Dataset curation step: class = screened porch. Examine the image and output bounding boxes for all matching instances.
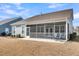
[27,22,67,40]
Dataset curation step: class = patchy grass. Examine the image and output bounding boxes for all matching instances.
[0,36,79,56]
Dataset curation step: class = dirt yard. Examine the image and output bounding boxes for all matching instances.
[0,36,79,56]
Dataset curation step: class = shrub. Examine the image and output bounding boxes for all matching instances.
[11,35,15,37]
[1,32,6,36]
[17,34,22,38]
[7,33,11,36]
[69,32,77,40]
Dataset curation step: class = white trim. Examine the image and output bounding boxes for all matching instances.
[14,26,16,35]
[66,18,68,41]
[21,25,23,37]
[54,23,55,38]
[24,25,26,37]
[44,24,46,37]
[36,24,37,38]
[59,25,60,39]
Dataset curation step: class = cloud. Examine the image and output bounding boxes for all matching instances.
[0,4,11,10]
[12,3,24,10]
[0,3,27,15]
[5,9,17,15]
[0,3,24,10]
[2,8,31,18]
[0,4,37,19]
[19,9,30,15]
[48,3,64,8]
[74,12,79,19]
[0,16,10,20]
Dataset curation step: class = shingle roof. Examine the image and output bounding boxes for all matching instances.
[11,9,73,25]
[0,17,23,25]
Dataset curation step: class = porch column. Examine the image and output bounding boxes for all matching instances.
[54,23,55,39]
[59,25,60,39]
[44,24,46,38]
[24,25,26,37]
[21,25,23,37]
[12,26,14,36]
[36,24,37,38]
[66,20,68,41]
[14,26,16,36]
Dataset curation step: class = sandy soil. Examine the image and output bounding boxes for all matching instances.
[0,36,79,56]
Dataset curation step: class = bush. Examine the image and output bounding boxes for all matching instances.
[1,32,6,36]
[11,35,15,37]
[69,32,77,40]
[7,33,11,36]
[17,34,22,38]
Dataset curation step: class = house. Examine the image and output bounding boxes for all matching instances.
[0,17,23,35]
[11,9,73,41]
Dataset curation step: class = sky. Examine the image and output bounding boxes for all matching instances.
[0,3,79,27]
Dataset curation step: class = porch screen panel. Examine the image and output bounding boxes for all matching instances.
[37,25,44,38]
[30,25,36,38]
[60,25,65,39]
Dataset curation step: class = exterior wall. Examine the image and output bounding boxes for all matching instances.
[67,18,73,34]
[12,25,26,37]
[77,32,79,36]
[15,25,22,35]
[0,24,11,34]
[76,27,79,36]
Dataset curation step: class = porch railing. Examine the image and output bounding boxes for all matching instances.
[30,32,66,39]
